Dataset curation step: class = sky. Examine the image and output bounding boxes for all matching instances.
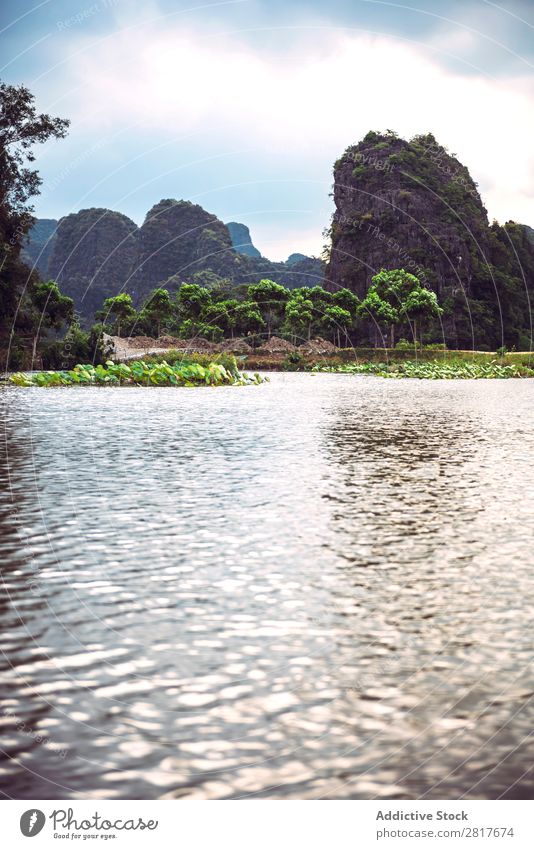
[1,0,534,260]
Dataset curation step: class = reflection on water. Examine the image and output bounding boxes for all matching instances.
[0,374,533,799]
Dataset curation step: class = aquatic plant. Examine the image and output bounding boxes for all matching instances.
[313,359,534,379]
[10,358,264,388]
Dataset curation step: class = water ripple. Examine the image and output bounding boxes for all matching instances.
[0,375,533,799]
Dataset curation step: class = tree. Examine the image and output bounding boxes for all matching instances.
[359,269,441,348]
[403,285,443,346]
[30,280,74,362]
[42,319,105,369]
[332,287,359,316]
[176,283,212,321]
[324,305,352,348]
[138,288,174,337]
[96,293,137,337]
[331,288,359,343]
[304,285,333,310]
[247,279,289,337]
[283,293,314,343]
[202,300,238,337]
[179,318,223,342]
[0,83,69,238]
[358,287,398,348]
[0,82,69,352]
[233,301,265,337]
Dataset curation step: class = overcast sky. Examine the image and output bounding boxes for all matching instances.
[2,0,533,259]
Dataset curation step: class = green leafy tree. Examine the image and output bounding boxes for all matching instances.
[331,288,359,343]
[332,287,359,316]
[96,293,137,337]
[202,300,238,337]
[0,82,69,356]
[176,283,212,321]
[324,305,352,347]
[283,293,314,343]
[247,279,289,337]
[138,288,174,337]
[358,287,399,348]
[30,280,74,361]
[359,269,442,347]
[305,285,333,310]
[42,318,106,369]
[403,285,443,346]
[233,301,265,337]
[178,318,223,342]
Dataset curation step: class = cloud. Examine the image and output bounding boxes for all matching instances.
[30,17,534,254]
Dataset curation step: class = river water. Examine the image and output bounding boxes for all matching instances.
[0,373,533,800]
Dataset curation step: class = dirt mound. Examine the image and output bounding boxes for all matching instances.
[257,336,297,354]
[126,335,156,349]
[220,337,253,354]
[299,337,338,355]
[176,337,217,352]
[157,335,182,347]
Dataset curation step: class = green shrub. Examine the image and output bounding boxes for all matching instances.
[282,351,303,370]
[395,338,419,350]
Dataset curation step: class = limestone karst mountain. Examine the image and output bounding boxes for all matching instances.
[226,221,261,258]
[326,131,534,348]
[25,203,324,321]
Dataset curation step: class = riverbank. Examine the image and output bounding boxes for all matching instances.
[134,347,534,378]
[106,334,534,373]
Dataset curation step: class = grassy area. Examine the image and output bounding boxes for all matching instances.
[10,357,264,387]
[313,359,534,379]
[140,347,534,378]
[344,348,534,367]
[239,347,534,374]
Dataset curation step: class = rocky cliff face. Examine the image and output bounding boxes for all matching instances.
[226,222,261,258]
[130,200,246,302]
[47,208,138,320]
[326,131,489,300]
[22,218,58,277]
[326,131,534,348]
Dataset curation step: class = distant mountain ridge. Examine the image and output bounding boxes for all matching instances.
[226,222,261,258]
[23,203,323,321]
